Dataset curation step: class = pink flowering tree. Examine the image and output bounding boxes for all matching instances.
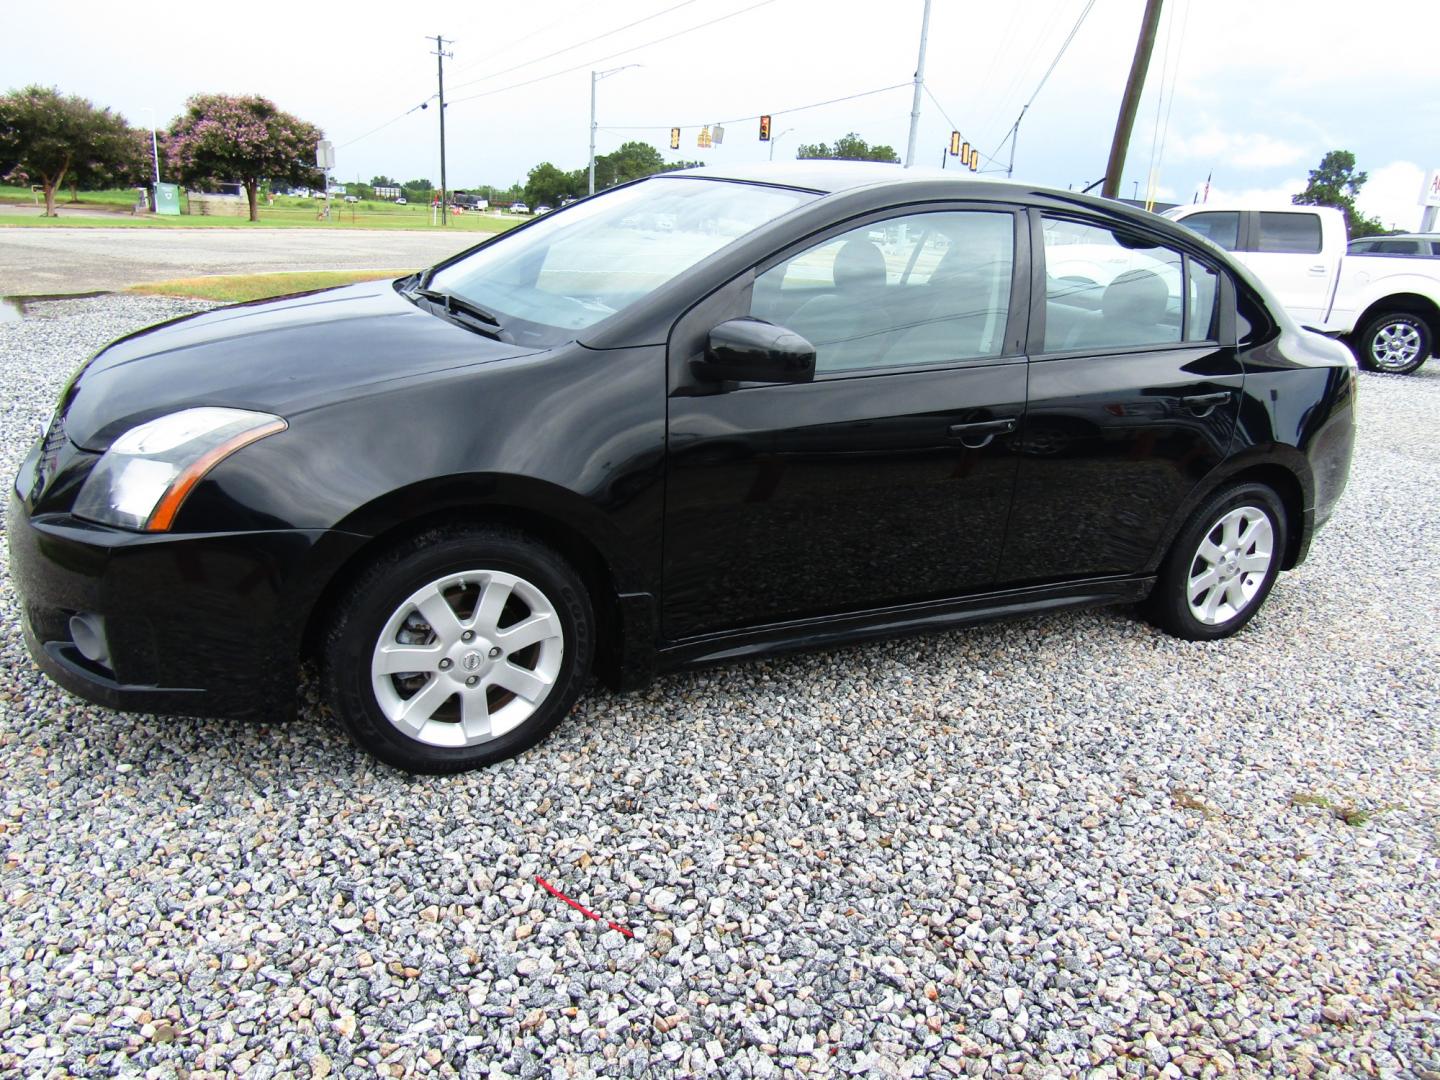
[0,85,144,216]
[164,94,323,221]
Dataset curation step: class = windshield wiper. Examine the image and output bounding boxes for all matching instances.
[408,285,506,338]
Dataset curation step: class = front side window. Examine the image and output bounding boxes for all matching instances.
[1179,211,1240,251]
[1040,217,1185,351]
[1256,211,1322,254]
[749,210,1015,373]
[429,177,815,346]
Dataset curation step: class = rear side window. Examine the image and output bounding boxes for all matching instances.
[1179,211,1240,251]
[1257,212,1322,254]
[1040,217,1184,352]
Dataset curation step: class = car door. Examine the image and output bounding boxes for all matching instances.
[999,211,1243,585]
[1243,210,1335,325]
[662,207,1029,640]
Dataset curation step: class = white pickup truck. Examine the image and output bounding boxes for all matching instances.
[1164,203,1440,374]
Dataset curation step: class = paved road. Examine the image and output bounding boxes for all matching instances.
[0,227,479,295]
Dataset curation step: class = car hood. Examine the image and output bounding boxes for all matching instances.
[61,279,545,451]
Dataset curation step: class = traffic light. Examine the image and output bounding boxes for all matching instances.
[698,126,712,149]
[759,115,771,141]
[968,148,979,171]
[670,127,680,150]
[960,140,970,164]
[949,131,961,156]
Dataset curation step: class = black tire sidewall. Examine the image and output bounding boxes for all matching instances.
[1149,482,1287,641]
[323,527,593,773]
[1358,313,1431,374]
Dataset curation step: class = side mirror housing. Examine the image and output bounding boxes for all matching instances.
[693,318,816,383]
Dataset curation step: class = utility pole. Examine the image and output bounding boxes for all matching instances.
[431,34,453,225]
[1005,105,1028,179]
[904,0,934,168]
[1102,0,1164,200]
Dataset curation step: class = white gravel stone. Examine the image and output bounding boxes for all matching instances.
[0,296,1437,1078]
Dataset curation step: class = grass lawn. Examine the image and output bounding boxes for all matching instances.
[0,186,518,233]
[128,269,415,303]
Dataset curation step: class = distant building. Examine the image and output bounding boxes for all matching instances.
[375,185,402,200]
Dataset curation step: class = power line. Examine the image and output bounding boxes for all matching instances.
[337,100,430,150]
[445,0,708,94]
[987,0,1098,174]
[596,81,912,132]
[446,0,780,108]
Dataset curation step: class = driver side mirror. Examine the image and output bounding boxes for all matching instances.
[692,318,816,384]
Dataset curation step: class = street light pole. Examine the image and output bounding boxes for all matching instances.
[904,0,934,168]
[590,65,640,195]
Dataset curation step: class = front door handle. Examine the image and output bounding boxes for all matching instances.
[947,417,1017,448]
[1308,264,1328,275]
[1180,390,1232,416]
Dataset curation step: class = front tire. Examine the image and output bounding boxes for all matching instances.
[322,525,594,774]
[1354,311,1431,374]
[1145,482,1287,641]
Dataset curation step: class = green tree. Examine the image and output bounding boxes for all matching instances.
[593,140,668,189]
[401,178,433,201]
[370,174,397,188]
[0,85,145,216]
[68,125,150,204]
[164,94,323,221]
[524,161,586,208]
[795,132,900,164]
[1292,150,1385,239]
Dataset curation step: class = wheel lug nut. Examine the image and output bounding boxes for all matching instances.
[465,675,479,687]
[489,646,501,658]
[438,658,452,670]
[462,630,475,642]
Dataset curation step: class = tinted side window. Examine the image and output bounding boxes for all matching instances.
[1371,239,1421,254]
[1349,240,1375,253]
[1257,212,1322,254]
[1179,211,1240,251]
[1040,217,1183,352]
[749,211,1015,373]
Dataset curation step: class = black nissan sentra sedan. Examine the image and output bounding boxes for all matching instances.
[9,163,1356,773]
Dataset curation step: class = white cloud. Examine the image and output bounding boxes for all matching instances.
[1357,161,1430,232]
[1166,129,1311,171]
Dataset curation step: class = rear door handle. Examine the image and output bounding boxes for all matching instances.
[1180,391,1232,415]
[947,417,1017,448]
[1308,264,1328,275]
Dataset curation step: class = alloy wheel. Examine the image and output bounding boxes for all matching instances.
[1371,320,1423,371]
[370,570,564,747]
[1186,506,1274,626]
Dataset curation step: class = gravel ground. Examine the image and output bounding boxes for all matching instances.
[1,296,1437,1080]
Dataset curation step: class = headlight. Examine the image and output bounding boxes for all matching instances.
[73,407,287,531]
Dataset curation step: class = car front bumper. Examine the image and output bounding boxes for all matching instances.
[8,455,367,720]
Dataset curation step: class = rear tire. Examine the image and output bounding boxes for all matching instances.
[1145,482,1287,641]
[1354,311,1431,374]
[322,525,593,774]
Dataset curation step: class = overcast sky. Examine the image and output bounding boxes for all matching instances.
[5,0,1437,227]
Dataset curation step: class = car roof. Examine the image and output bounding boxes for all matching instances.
[671,160,1030,196]
[666,161,1200,238]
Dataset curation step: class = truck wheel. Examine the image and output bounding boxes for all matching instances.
[1354,312,1432,374]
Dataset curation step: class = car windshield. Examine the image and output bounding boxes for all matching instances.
[426,177,816,345]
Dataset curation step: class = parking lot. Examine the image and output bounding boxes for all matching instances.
[1,296,1437,1077]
